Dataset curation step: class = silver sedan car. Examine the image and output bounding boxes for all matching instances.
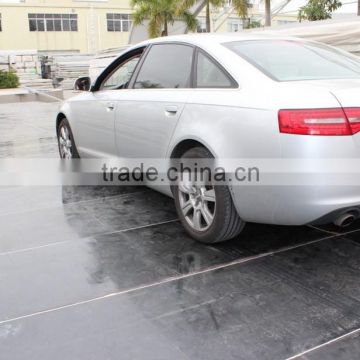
[57,34,360,243]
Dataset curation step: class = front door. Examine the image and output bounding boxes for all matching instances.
[71,91,117,157]
[72,51,143,158]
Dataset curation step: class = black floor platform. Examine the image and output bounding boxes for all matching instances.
[0,102,359,360]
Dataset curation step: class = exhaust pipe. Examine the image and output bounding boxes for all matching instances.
[334,213,356,228]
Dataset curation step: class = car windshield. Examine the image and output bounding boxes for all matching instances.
[224,40,360,81]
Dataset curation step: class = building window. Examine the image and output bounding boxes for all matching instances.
[197,17,207,33]
[227,19,243,32]
[28,14,78,32]
[106,14,132,32]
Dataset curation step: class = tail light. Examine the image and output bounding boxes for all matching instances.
[343,108,360,135]
[279,108,360,136]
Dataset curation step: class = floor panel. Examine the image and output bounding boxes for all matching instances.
[1,101,360,360]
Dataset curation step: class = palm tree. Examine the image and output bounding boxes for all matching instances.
[131,0,198,38]
[180,0,249,33]
[265,0,271,26]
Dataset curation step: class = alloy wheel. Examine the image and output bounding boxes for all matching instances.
[178,172,216,232]
[58,125,73,159]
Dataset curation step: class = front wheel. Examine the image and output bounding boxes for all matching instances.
[57,118,80,159]
[173,147,245,244]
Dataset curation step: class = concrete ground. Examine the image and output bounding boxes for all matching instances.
[0,101,359,360]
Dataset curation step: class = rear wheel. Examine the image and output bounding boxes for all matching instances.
[173,147,245,244]
[57,118,80,159]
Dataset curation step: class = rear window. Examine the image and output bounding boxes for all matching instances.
[224,40,360,81]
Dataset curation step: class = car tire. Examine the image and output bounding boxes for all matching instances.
[173,146,245,244]
[57,117,80,159]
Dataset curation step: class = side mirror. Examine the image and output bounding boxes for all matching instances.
[73,76,91,91]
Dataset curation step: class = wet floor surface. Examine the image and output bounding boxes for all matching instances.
[0,102,360,360]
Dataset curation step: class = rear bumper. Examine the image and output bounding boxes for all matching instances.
[231,185,360,226]
[232,131,360,226]
[311,205,360,225]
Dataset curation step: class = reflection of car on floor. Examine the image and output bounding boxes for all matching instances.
[56,34,360,244]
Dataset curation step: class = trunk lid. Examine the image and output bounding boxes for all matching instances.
[328,81,360,149]
[297,79,360,148]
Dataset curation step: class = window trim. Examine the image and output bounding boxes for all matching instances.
[127,45,152,89]
[100,54,142,91]
[94,42,239,92]
[92,46,147,92]
[194,48,238,89]
[129,42,196,90]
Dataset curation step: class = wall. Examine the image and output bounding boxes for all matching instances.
[0,0,132,53]
[0,0,300,53]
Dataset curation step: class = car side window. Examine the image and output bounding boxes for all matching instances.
[134,44,193,89]
[196,51,234,88]
[101,55,141,90]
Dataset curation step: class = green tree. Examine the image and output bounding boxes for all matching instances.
[180,0,249,32]
[0,71,19,89]
[131,0,198,38]
[298,0,342,21]
[245,19,261,29]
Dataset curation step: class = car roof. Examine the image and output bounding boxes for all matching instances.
[135,33,305,48]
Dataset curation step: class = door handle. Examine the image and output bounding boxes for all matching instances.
[165,106,178,116]
[106,102,115,111]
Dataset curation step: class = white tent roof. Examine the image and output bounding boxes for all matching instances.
[252,16,360,55]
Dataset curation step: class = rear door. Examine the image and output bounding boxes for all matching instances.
[114,43,194,158]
